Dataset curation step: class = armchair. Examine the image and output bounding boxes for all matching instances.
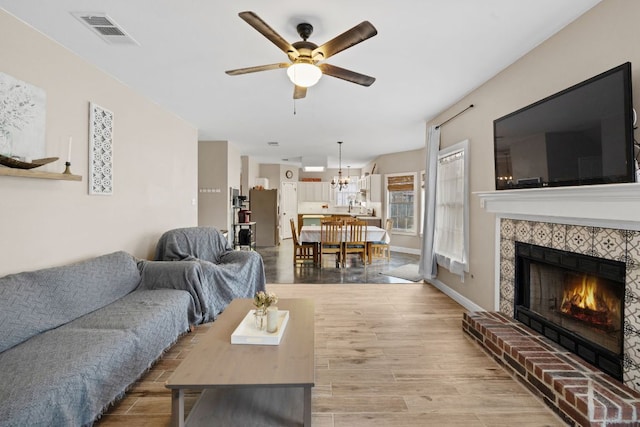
[154,227,266,321]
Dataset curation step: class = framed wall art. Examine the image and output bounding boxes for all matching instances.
[0,72,46,161]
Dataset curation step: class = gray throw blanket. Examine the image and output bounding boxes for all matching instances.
[154,227,266,321]
[137,260,208,325]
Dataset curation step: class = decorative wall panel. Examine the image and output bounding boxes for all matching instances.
[89,103,113,195]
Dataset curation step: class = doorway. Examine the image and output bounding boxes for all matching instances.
[280,181,297,240]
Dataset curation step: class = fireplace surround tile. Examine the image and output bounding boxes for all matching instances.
[532,221,553,247]
[593,228,627,261]
[500,218,515,240]
[499,218,640,393]
[515,220,533,243]
[565,225,594,255]
[626,230,640,271]
[500,254,515,277]
[500,278,514,317]
[551,223,567,250]
[625,273,640,308]
[500,236,515,259]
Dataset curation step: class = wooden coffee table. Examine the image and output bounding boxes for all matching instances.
[165,298,315,427]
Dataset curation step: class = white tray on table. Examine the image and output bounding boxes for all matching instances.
[231,309,289,345]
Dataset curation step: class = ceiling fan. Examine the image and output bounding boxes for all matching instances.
[225,11,377,99]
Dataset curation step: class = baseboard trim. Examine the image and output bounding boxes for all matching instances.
[390,246,421,255]
[427,278,485,312]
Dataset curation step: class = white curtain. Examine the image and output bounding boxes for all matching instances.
[433,150,466,280]
[418,125,440,280]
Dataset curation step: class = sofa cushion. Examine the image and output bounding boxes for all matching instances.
[0,251,141,353]
[0,288,191,427]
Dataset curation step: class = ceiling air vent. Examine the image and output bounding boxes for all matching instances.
[72,12,139,45]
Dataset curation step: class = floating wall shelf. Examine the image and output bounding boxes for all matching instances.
[0,167,82,181]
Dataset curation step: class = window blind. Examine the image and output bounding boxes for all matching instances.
[387,175,414,192]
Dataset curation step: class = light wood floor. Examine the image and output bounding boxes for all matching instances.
[96,284,566,426]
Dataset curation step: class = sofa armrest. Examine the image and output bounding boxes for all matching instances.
[137,260,208,324]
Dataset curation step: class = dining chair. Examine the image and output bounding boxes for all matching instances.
[290,218,317,266]
[320,220,344,268]
[342,216,357,224]
[369,218,393,263]
[343,220,367,267]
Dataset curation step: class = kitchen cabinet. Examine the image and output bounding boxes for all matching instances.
[359,174,381,203]
[297,182,332,202]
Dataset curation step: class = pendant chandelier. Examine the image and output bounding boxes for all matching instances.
[330,141,350,191]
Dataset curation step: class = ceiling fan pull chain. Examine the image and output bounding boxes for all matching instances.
[293,99,297,115]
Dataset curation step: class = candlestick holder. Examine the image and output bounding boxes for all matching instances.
[63,161,72,175]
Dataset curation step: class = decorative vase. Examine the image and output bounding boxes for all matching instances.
[254,307,267,331]
[267,306,279,333]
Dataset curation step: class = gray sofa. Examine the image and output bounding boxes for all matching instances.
[0,251,207,427]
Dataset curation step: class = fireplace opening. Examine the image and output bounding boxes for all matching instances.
[514,242,625,380]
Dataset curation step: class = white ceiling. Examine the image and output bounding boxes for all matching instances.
[0,0,601,168]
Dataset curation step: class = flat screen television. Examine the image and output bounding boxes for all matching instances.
[494,62,635,190]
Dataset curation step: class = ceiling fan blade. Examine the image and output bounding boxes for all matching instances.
[318,63,376,86]
[239,11,299,59]
[293,85,307,99]
[312,21,377,60]
[226,63,290,75]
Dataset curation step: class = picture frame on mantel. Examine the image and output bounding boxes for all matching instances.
[88,102,114,195]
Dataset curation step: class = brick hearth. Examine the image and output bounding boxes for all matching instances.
[463,311,640,427]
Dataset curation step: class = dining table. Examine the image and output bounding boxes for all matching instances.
[299,225,391,266]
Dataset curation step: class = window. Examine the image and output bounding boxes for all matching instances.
[433,140,469,277]
[333,180,359,207]
[385,172,417,234]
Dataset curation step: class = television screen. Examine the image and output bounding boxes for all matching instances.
[494,62,634,190]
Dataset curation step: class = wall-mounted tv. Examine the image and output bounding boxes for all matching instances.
[494,62,634,190]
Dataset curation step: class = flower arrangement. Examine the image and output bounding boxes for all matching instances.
[253,291,277,331]
[254,291,278,310]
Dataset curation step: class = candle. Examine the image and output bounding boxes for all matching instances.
[67,137,72,163]
[267,306,279,333]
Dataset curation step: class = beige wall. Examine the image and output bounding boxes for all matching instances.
[427,0,640,309]
[198,141,229,230]
[241,155,259,194]
[0,10,198,277]
[198,140,242,232]
[363,149,426,252]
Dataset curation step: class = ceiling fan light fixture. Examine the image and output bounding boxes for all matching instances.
[287,63,322,88]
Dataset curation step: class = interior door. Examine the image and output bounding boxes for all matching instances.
[280,181,297,239]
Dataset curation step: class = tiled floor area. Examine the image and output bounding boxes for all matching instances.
[257,238,422,284]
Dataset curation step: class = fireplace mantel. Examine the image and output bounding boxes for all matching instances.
[475,182,640,227]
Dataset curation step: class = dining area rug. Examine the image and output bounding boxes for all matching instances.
[379,263,423,282]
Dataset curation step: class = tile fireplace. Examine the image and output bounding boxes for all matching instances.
[472,185,640,424]
[499,219,640,390]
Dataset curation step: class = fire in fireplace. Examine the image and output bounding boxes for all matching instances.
[560,273,620,331]
[514,242,625,380]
